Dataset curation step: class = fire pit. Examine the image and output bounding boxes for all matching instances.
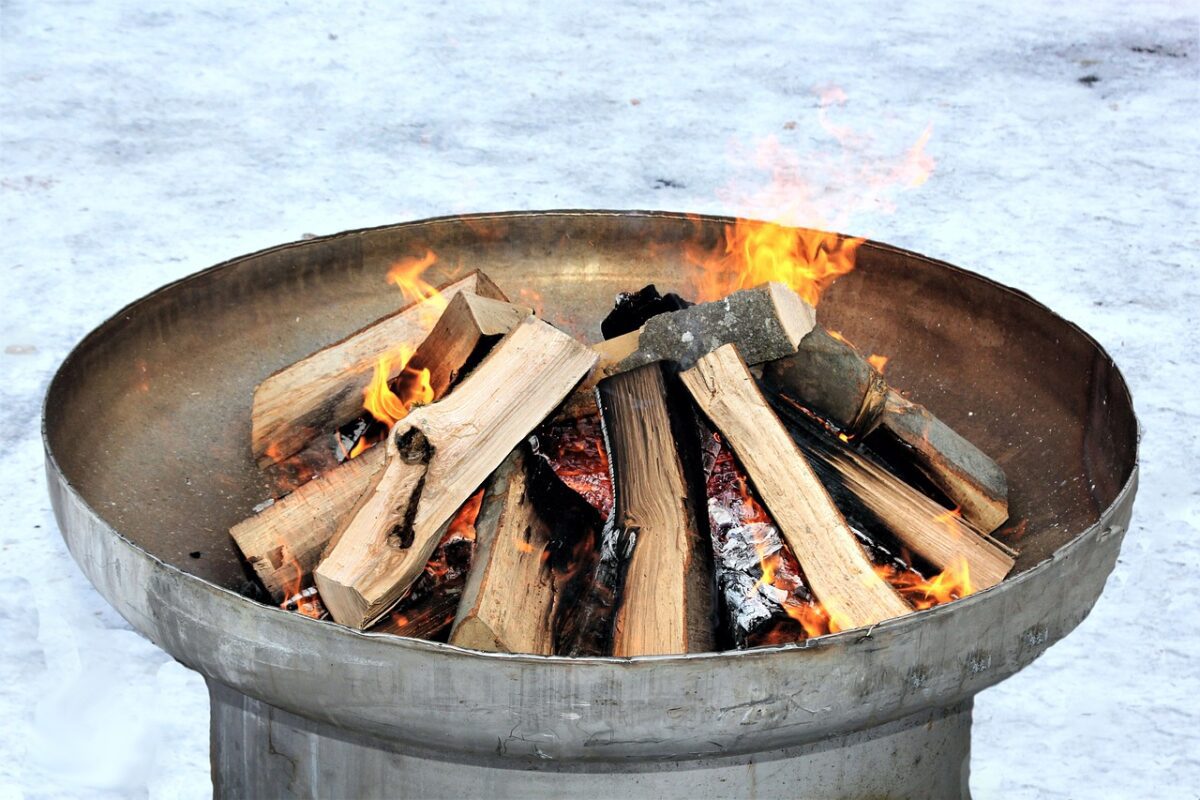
[44,210,1137,798]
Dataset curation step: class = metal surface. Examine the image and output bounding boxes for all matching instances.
[44,211,1138,796]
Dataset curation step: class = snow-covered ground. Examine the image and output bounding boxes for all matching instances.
[2,2,1196,797]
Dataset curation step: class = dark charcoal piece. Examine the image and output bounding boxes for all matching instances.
[600,284,693,339]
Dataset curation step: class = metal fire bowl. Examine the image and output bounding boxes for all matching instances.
[45,211,1138,797]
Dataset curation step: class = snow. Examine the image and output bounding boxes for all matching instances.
[2,1,1197,797]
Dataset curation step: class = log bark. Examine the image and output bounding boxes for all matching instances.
[615,281,815,372]
[598,362,716,656]
[759,327,1008,532]
[876,391,1009,534]
[680,344,911,631]
[251,270,507,467]
[450,447,602,654]
[314,317,597,629]
[775,403,1016,589]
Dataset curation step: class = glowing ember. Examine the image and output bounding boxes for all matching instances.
[867,353,889,373]
[532,416,613,518]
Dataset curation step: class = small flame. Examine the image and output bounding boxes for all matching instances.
[362,349,435,430]
[386,250,441,304]
[867,354,889,373]
[277,540,323,619]
[878,555,974,611]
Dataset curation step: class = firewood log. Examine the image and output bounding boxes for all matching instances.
[251,270,507,467]
[231,445,386,602]
[615,281,816,372]
[760,328,1009,532]
[773,403,1016,590]
[680,344,911,631]
[314,317,597,629]
[597,362,716,656]
[449,447,602,654]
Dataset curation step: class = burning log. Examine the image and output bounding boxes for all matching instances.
[231,445,386,601]
[449,448,602,654]
[314,317,597,629]
[597,363,716,656]
[251,270,507,467]
[775,403,1016,590]
[680,344,911,630]
[760,328,1008,532]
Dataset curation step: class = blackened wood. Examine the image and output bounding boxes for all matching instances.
[600,284,692,339]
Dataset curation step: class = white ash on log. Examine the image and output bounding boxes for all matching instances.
[596,362,716,656]
[760,327,1009,532]
[252,270,507,467]
[314,317,597,629]
[680,344,911,631]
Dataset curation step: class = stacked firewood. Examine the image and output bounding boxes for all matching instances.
[230,271,1016,656]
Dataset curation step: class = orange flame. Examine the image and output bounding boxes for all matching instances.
[878,556,974,611]
[362,349,435,430]
[688,90,934,306]
[277,540,323,619]
[867,354,889,373]
[689,220,863,307]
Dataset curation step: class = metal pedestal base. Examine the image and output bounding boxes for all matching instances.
[209,679,972,799]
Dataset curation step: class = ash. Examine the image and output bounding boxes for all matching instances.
[2,1,1196,798]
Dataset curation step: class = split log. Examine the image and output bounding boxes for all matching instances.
[774,402,1015,590]
[314,317,597,629]
[231,445,386,602]
[875,392,1009,534]
[449,448,602,654]
[401,291,531,400]
[760,327,1008,532]
[680,344,911,631]
[251,270,507,467]
[598,362,715,656]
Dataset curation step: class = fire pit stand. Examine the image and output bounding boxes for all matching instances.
[45,211,1138,799]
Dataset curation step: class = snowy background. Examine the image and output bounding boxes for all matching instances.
[2,1,1197,797]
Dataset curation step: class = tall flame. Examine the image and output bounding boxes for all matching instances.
[387,250,448,327]
[688,89,934,306]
